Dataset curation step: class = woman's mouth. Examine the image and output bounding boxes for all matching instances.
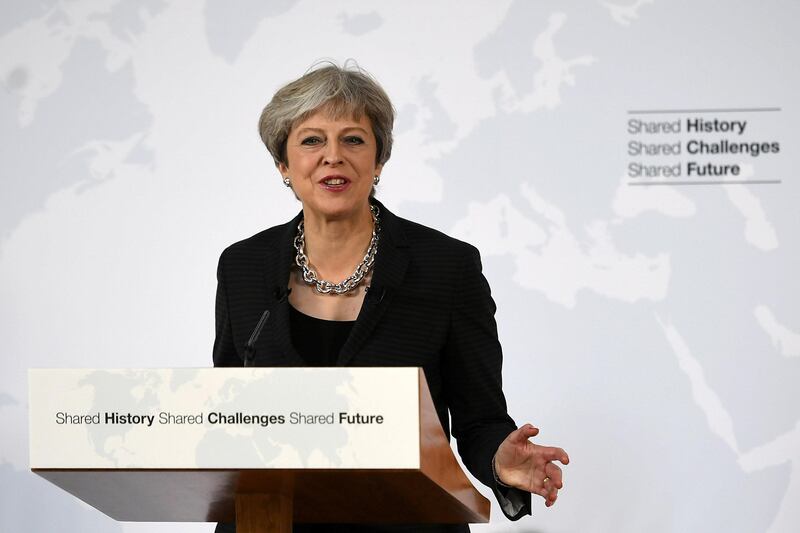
[320,175,350,190]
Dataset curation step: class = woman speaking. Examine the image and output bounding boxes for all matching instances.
[213,62,569,532]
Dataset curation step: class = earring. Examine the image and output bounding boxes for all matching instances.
[283,176,291,187]
[373,175,380,186]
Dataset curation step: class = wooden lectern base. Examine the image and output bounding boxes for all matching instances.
[236,493,292,533]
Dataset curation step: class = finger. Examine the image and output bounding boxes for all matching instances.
[509,424,539,444]
[542,477,559,506]
[534,484,549,501]
[548,480,559,502]
[506,424,539,445]
[539,446,569,465]
[546,489,559,507]
[544,462,564,489]
[538,478,558,507]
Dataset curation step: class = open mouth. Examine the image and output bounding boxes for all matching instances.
[320,175,350,189]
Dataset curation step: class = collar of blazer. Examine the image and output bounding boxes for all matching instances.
[264,198,410,366]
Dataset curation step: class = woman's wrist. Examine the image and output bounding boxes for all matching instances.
[491,453,513,488]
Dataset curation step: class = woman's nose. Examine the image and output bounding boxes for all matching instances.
[323,142,343,165]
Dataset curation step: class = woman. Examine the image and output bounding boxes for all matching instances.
[213,63,569,532]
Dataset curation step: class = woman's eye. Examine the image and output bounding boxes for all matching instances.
[300,136,322,146]
[343,136,364,145]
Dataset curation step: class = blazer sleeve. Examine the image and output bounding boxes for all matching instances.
[213,248,243,368]
[442,244,532,519]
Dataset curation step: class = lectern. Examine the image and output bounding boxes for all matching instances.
[29,368,490,532]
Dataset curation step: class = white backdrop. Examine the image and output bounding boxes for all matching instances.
[1,1,799,532]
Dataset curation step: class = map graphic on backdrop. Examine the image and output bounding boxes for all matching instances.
[1,1,798,532]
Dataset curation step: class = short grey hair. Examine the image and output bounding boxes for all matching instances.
[259,61,395,167]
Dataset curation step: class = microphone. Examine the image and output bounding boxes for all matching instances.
[242,309,270,367]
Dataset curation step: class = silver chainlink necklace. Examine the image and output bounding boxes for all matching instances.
[294,205,380,295]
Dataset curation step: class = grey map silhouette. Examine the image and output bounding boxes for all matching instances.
[1,1,798,532]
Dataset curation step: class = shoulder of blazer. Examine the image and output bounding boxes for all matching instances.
[221,214,300,260]
[216,214,300,308]
[377,200,480,260]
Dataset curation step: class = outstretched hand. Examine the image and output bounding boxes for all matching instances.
[494,424,569,507]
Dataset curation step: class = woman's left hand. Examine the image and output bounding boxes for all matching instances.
[494,423,570,507]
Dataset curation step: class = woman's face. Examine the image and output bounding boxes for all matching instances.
[279,108,382,222]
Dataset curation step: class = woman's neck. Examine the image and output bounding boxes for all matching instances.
[300,204,375,282]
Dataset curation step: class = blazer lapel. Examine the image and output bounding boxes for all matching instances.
[338,201,410,366]
[258,211,305,366]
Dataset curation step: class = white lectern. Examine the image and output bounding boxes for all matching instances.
[29,367,490,532]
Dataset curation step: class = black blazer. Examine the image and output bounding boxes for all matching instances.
[213,200,531,531]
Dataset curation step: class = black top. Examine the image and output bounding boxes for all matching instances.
[289,305,355,366]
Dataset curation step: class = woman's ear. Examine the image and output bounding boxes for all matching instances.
[278,161,289,177]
